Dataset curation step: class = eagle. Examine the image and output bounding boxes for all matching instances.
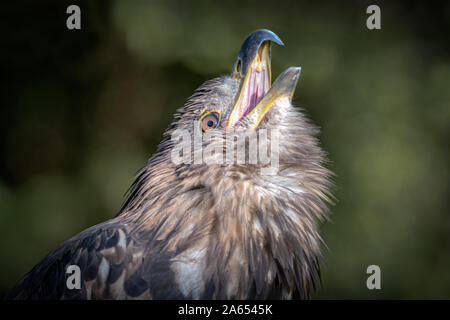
[6,29,333,300]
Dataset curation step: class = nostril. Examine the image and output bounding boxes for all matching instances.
[236,59,241,74]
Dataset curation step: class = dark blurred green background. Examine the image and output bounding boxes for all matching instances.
[1,0,449,299]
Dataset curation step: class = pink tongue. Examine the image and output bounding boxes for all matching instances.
[245,66,266,116]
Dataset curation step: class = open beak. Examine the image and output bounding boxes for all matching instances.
[227,29,301,128]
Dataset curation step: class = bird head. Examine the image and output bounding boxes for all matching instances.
[166,29,310,175]
[180,29,298,131]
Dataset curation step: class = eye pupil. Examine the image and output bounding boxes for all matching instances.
[207,120,214,127]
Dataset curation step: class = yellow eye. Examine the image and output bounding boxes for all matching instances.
[200,111,220,133]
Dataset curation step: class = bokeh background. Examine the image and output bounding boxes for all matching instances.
[1,0,449,299]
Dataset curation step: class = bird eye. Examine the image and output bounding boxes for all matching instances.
[200,111,220,133]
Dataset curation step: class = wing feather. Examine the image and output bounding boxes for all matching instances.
[5,222,153,300]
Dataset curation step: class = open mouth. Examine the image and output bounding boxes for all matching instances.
[227,29,301,129]
[227,41,272,127]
